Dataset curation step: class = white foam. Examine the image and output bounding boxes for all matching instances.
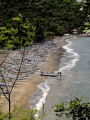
[35,81,50,111]
[34,37,79,112]
[59,38,79,74]
[29,81,50,119]
[29,37,79,116]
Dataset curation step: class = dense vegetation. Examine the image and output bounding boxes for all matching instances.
[0,0,90,48]
[0,0,90,120]
[0,13,36,49]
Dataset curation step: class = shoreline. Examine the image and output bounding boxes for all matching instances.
[0,36,67,111]
[20,36,67,110]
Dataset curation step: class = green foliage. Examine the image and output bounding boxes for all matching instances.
[84,22,90,26]
[12,13,22,21]
[57,26,66,36]
[11,13,36,47]
[0,14,36,49]
[83,18,90,34]
[16,109,37,120]
[0,108,38,120]
[0,0,88,42]
[44,31,55,39]
[54,97,90,120]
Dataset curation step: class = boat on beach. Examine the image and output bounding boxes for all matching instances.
[41,71,61,78]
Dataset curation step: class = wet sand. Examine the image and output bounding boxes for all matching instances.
[0,36,66,111]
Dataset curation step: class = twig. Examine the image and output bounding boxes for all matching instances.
[10,47,26,94]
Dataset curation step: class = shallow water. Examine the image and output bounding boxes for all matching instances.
[29,36,90,120]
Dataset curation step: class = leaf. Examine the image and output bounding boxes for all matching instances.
[84,22,90,26]
[12,17,21,21]
[0,27,6,30]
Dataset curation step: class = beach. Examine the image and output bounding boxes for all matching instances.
[0,36,66,111]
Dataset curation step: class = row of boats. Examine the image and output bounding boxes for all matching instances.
[0,38,60,87]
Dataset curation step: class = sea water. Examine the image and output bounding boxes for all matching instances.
[29,36,90,120]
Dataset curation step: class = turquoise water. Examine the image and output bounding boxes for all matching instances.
[29,37,90,120]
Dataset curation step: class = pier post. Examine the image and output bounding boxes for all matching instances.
[60,72,61,80]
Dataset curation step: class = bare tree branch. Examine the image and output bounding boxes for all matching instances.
[0,51,11,94]
[0,50,11,67]
[0,86,9,101]
[10,47,26,94]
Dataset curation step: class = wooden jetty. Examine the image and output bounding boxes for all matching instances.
[41,71,61,79]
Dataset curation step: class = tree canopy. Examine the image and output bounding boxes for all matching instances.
[0,13,36,49]
[0,0,89,46]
